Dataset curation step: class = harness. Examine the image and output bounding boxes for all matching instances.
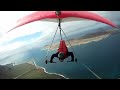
[58,40,68,58]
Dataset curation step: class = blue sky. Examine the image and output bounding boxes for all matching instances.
[1,32,42,46]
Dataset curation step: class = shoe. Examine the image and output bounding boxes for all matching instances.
[71,59,74,62]
[45,60,47,64]
[75,58,77,62]
[50,60,53,63]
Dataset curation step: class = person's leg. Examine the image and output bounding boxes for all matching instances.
[50,52,59,63]
[66,52,74,61]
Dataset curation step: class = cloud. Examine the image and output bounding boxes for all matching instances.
[0,11,118,53]
[0,11,106,43]
[0,42,27,53]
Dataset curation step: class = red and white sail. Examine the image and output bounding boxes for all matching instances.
[8,11,117,32]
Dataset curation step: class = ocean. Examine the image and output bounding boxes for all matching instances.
[1,31,120,79]
[1,11,120,79]
[30,33,120,79]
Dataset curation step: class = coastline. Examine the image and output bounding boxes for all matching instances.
[26,32,113,79]
[43,34,110,51]
[27,61,68,79]
[37,35,110,79]
[36,66,69,79]
[0,61,67,79]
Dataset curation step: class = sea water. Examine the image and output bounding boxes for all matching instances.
[33,33,120,79]
[1,32,120,79]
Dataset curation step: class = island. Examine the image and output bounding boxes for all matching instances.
[43,29,118,51]
[0,60,65,79]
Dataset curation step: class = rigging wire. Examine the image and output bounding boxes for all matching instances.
[44,25,59,60]
[44,11,102,79]
[61,28,77,58]
[82,64,101,79]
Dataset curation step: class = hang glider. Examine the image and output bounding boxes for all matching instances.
[8,11,117,32]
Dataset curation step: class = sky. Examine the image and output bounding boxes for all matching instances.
[0,11,58,52]
[0,11,119,53]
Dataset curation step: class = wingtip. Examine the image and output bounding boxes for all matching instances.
[6,28,14,33]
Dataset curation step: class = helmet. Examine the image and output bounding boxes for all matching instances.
[58,52,64,59]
